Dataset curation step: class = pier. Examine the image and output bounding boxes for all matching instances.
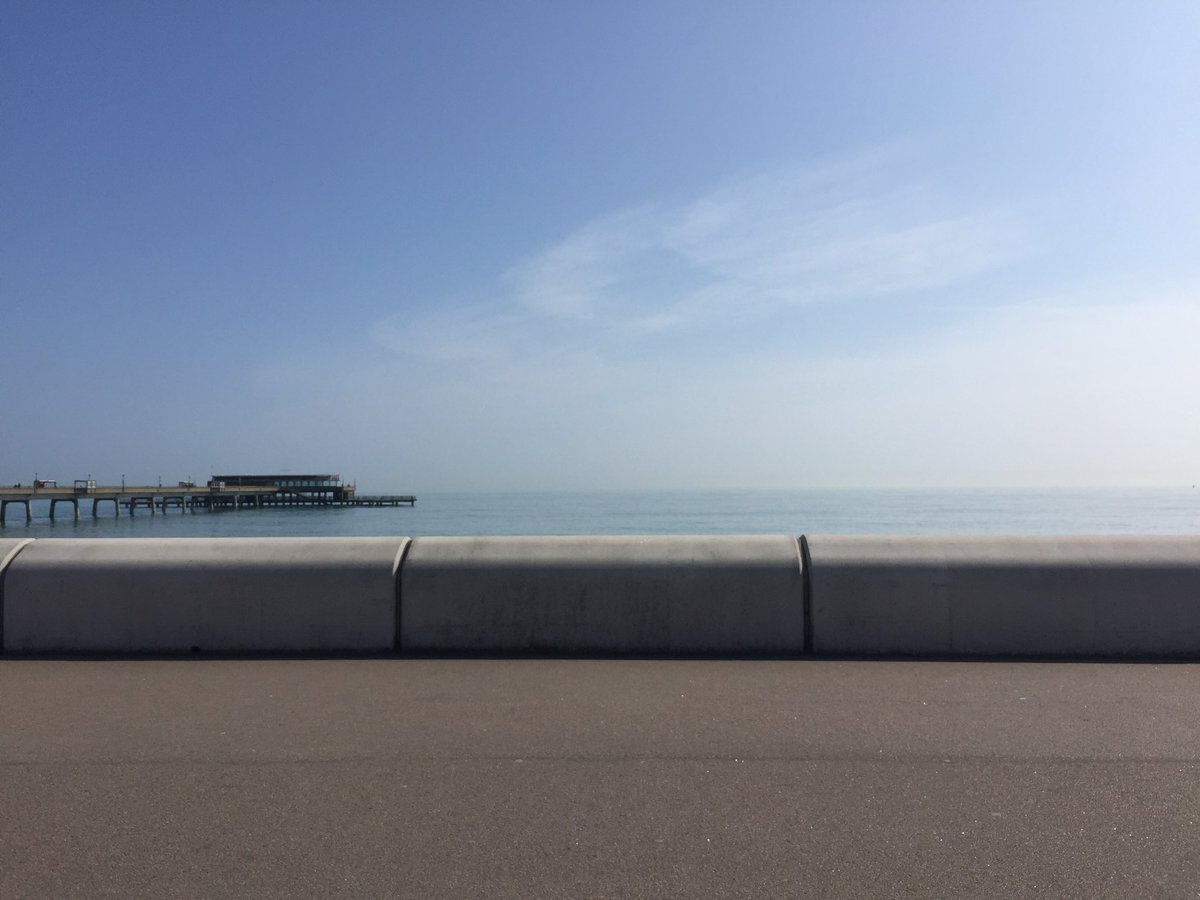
[0,475,415,525]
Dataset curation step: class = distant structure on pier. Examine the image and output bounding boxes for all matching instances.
[210,474,415,508]
[213,474,354,504]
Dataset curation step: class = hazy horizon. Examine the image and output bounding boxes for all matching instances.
[4,4,1198,492]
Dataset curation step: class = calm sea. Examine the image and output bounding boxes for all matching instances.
[4,488,1199,538]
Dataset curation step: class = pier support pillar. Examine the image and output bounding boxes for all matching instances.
[2,499,33,525]
[92,498,119,518]
[126,497,158,516]
[49,498,80,521]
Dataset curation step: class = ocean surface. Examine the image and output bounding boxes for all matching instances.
[4,488,1199,538]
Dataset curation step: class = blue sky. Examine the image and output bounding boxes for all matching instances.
[2,2,1198,490]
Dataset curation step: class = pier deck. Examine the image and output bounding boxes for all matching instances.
[0,485,415,524]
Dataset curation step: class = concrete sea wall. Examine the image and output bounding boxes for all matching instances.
[2,535,1199,656]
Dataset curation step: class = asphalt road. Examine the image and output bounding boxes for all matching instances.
[3,659,1199,898]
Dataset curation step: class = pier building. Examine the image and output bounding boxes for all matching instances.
[213,474,353,504]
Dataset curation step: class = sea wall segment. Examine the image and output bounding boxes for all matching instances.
[399,535,805,653]
[4,535,1200,657]
[805,535,1200,657]
[2,538,402,653]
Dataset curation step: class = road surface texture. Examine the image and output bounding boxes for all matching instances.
[3,659,1199,898]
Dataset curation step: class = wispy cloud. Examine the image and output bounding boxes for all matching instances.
[373,147,1026,361]
[509,167,1022,335]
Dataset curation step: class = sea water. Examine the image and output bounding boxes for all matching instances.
[4,488,1199,538]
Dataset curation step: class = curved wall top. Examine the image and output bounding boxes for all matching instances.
[805,535,1200,566]
[0,538,33,574]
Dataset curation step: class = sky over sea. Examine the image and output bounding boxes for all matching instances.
[2,3,1198,491]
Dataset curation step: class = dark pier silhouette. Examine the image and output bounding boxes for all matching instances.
[1,474,415,525]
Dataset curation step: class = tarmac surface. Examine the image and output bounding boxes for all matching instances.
[3,658,1200,898]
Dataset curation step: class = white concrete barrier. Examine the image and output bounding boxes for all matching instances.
[399,535,805,653]
[8,534,1200,657]
[3,537,407,653]
[805,536,1200,657]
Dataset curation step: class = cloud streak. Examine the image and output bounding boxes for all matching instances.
[373,148,1026,362]
[510,171,1022,335]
